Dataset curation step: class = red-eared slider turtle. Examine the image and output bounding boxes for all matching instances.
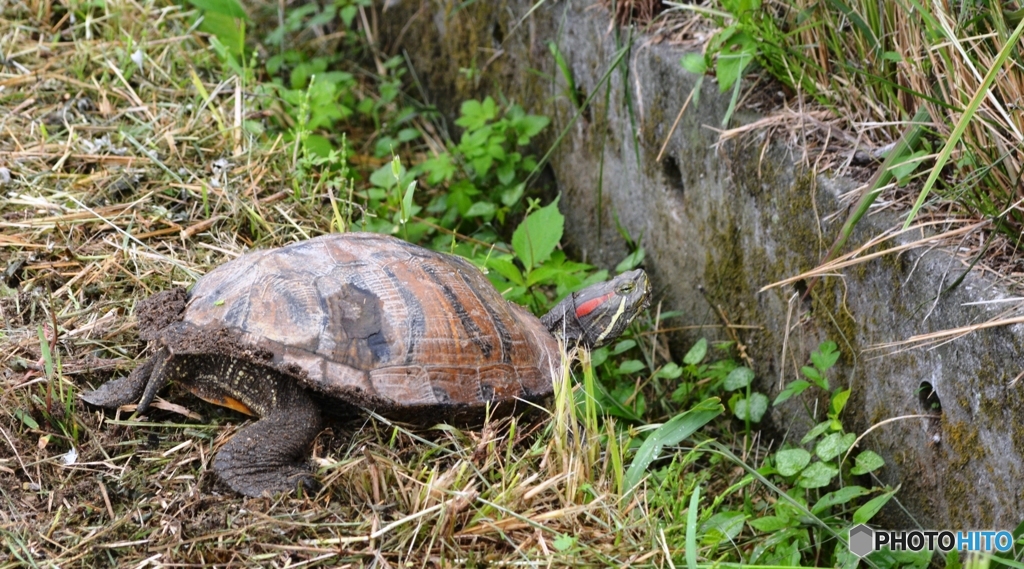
[83,232,651,497]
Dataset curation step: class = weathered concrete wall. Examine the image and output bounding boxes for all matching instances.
[381,0,1024,529]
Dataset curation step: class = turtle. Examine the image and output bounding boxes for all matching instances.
[83,232,651,497]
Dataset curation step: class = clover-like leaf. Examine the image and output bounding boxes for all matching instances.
[775,448,811,477]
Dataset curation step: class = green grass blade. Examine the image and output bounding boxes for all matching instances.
[548,41,580,110]
[826,107,931,261]
[527,42,630,187]
[37,324,54,380]
[685,483,700,569]
[903,15,1024,229]
[607,419,623,495]
[825,0,881,55]
[623,398,723,495]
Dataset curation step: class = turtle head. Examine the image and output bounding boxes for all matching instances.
[540,269,652,349]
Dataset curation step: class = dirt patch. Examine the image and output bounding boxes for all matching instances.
[136,288,187,341]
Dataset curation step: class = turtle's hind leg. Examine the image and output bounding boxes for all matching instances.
[211,384,323,498]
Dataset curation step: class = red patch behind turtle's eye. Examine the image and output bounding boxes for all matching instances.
[575,291,615,318]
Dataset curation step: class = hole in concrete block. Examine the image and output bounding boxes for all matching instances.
[793,280,813,311]
[918,381,941,414]
[662,155,685,195]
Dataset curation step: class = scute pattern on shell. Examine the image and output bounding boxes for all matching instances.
[179,233,560,408]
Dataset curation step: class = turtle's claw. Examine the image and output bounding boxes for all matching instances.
[294,473,321,498]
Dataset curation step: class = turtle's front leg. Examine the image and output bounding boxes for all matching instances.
[211,385,323,497]
[82,348,173,411]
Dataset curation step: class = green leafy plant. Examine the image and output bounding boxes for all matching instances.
[725,365,767,425]
[676,0,786,125]
[267,70,357,158]
[581,339,650,422]
[774,340,840,406]
[266,0,370,47]
[421,97,549,229]
[359,156,423,240]
[666,338,742,404]
[263,13,415,161]
[754,341,896,565]
[187,0,251,77]
[483,197,608,312]
[644,338,898,566]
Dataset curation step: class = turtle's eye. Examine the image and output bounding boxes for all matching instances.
[617,281,635,295]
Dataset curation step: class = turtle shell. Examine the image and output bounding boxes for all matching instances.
[172,233,560,411]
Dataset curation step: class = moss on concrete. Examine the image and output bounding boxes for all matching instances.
[945,419,984,468]
[941,419,996,526]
